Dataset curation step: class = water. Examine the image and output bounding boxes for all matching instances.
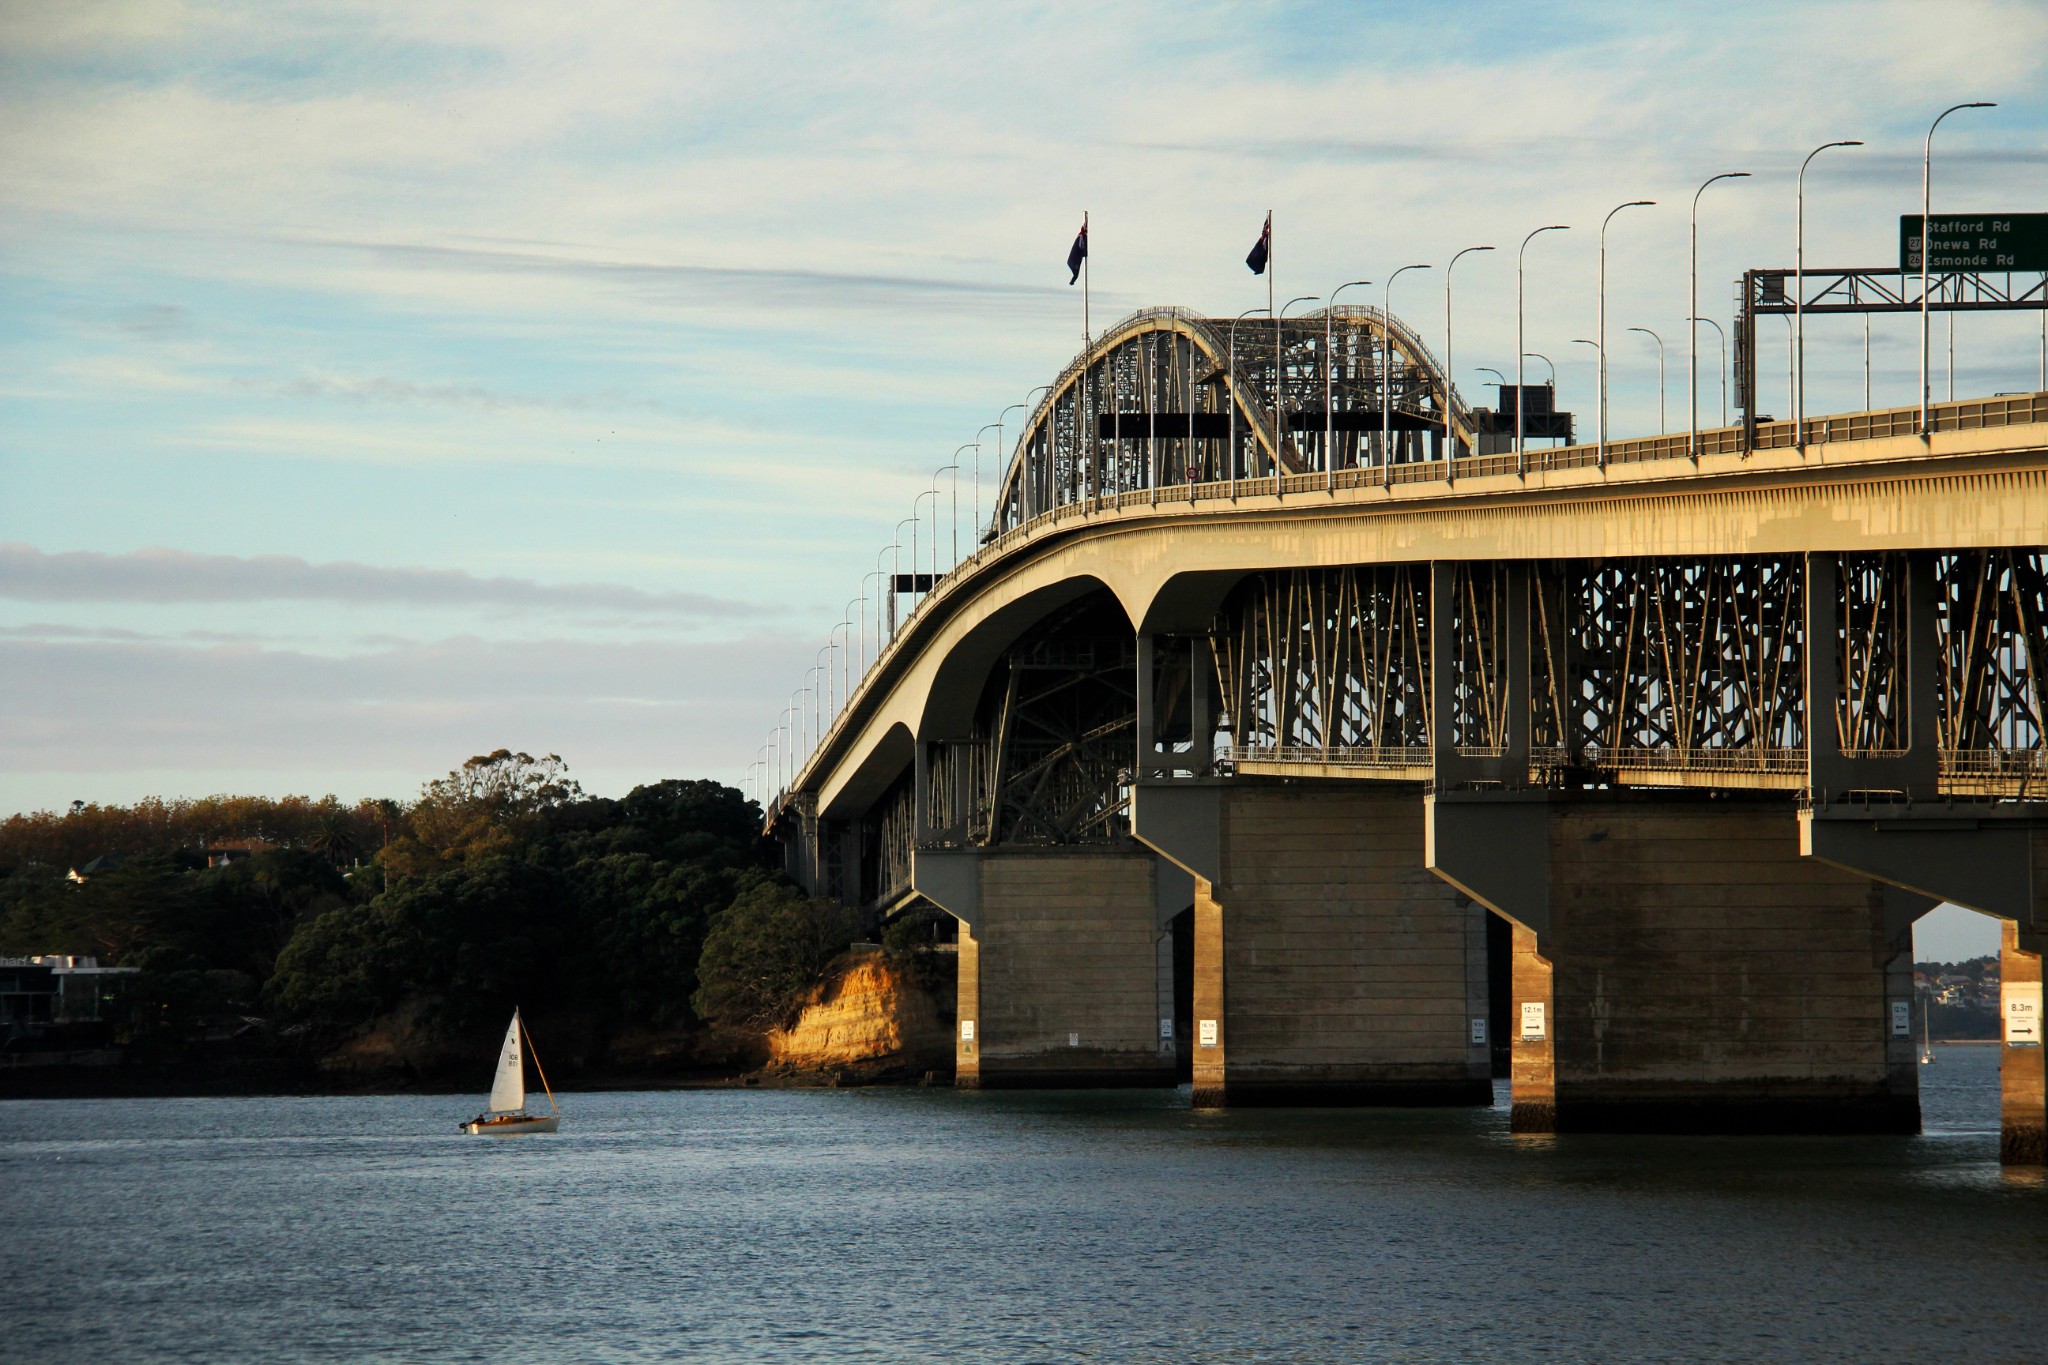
[3,1047,2043,1364]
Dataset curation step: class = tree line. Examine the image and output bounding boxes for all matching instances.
[0,752,867,1077]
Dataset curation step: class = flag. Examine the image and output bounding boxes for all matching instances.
[1245,212,1271,275]
[1067,220,1088,285]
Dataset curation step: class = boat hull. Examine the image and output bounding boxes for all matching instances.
[463,1115,560,1136]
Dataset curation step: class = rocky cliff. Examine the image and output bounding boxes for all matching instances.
[766,945,954,1083]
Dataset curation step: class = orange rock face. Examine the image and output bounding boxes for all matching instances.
[768,948,951,1072]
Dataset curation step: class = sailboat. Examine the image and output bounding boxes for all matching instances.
[461,1009,560,1135]
[1920,994,1936,1066]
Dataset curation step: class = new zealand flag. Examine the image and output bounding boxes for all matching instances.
[1067,220,1088,285]
[1245,213,1271,275]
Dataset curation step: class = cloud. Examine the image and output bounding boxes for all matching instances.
[294,235,1076,318]
[0,629,811,788]
[0,544,763,617]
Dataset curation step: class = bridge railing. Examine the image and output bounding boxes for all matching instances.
[767,389,2048,819]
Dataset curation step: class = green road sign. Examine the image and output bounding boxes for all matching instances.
[1900,214,2048,272]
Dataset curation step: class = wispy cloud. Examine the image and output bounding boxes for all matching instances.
[0,629,812,781]
[0,543,763,617]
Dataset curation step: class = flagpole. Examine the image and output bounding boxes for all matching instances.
[1083,212,1091,506]
[1266,211,1276,483]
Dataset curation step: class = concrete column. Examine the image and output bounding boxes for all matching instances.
[2003,919,2046,1165]
[955,925,982,1088]
[1437,792,1918,1134]
[1191,878,1226,1107]
[1197,783,1491,1106]
[1509,923,1556,1131]
[921,846,1177,1089]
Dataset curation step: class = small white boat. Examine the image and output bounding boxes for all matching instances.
[1920,995,1935,1066]
[461,1009,561,1135]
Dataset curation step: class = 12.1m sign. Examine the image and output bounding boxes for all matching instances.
[1901,214,2048,272]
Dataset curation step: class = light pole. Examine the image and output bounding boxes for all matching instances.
[993,403,1027,529]
[1327,279,1372,490]
[1382,264,1431,484]
[860,569,886,672]
[840,599,862,699]
[1690,173,1748,461]
[947,450,973,564]
[1572,338,1600,435]
[1521,352,1556,386]
[911,490,937,603]
[1279,296,1319,481]
[1628,327,1666,434]
[1444,246,1494,469]
[1864,315,1873,411]
[884,530,911,640]
[1517,224,1568,473]
[1689,317,1728,428]
[1795,141,1861,443]
[971,431,998,539]
[1922,102,1996,433]
[829,619,850,717]
[1599,200,1655,468]
[1227,306,1269,499]
[1477,367,1506,390]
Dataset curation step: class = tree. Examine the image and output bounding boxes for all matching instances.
[691,876,864,1028]
[382,751,583,876]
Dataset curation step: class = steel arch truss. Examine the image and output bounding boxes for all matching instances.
[988,307,1478,536]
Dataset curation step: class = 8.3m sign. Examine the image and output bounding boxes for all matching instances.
[1901,214,2048,272]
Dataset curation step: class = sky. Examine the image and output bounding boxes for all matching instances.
[3,1,2043,959]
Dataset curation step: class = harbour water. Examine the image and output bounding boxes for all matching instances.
[3,1047,2043,1364]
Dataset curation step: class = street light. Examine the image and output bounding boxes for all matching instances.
[1477,367,1506,388]
[882,532,911,641]
[972,430,1000,538]
[1227,306,1270,499]
[1599,200,1655,468]
[1690,173,1748,461]
[1521,352,1556,387]
[910,490,937,607]
[1279,296,1319,480]
[1572,338,1600,428]
[1517,225,1568,473]
[947,449,974,564]
[1327,279,1372,490]
[1444,246,1494,471]
[859,569,887,672]
[1628,327,1666,434]
[993,402,1029,528]
[1795,141,1861,443]
[1382,264,1431,485]
[1922,102,1996,433]
[1689,316,1728,428]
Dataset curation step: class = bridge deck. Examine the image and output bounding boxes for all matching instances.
[774,391,2048,823]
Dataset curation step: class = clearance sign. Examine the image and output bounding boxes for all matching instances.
[2007,982,2043,1048]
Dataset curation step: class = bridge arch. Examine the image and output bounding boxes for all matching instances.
[988,305,1479,538]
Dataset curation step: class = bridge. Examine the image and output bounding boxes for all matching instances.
[762,302,2048,1165]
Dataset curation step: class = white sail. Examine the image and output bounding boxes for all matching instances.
[487,1012,525,1113]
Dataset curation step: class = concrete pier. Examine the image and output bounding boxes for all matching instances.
[1444,795,1918,1134]
[1188,784,1491,1108]
[937,847,1176,1089]
[2002,919,2046,1165]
